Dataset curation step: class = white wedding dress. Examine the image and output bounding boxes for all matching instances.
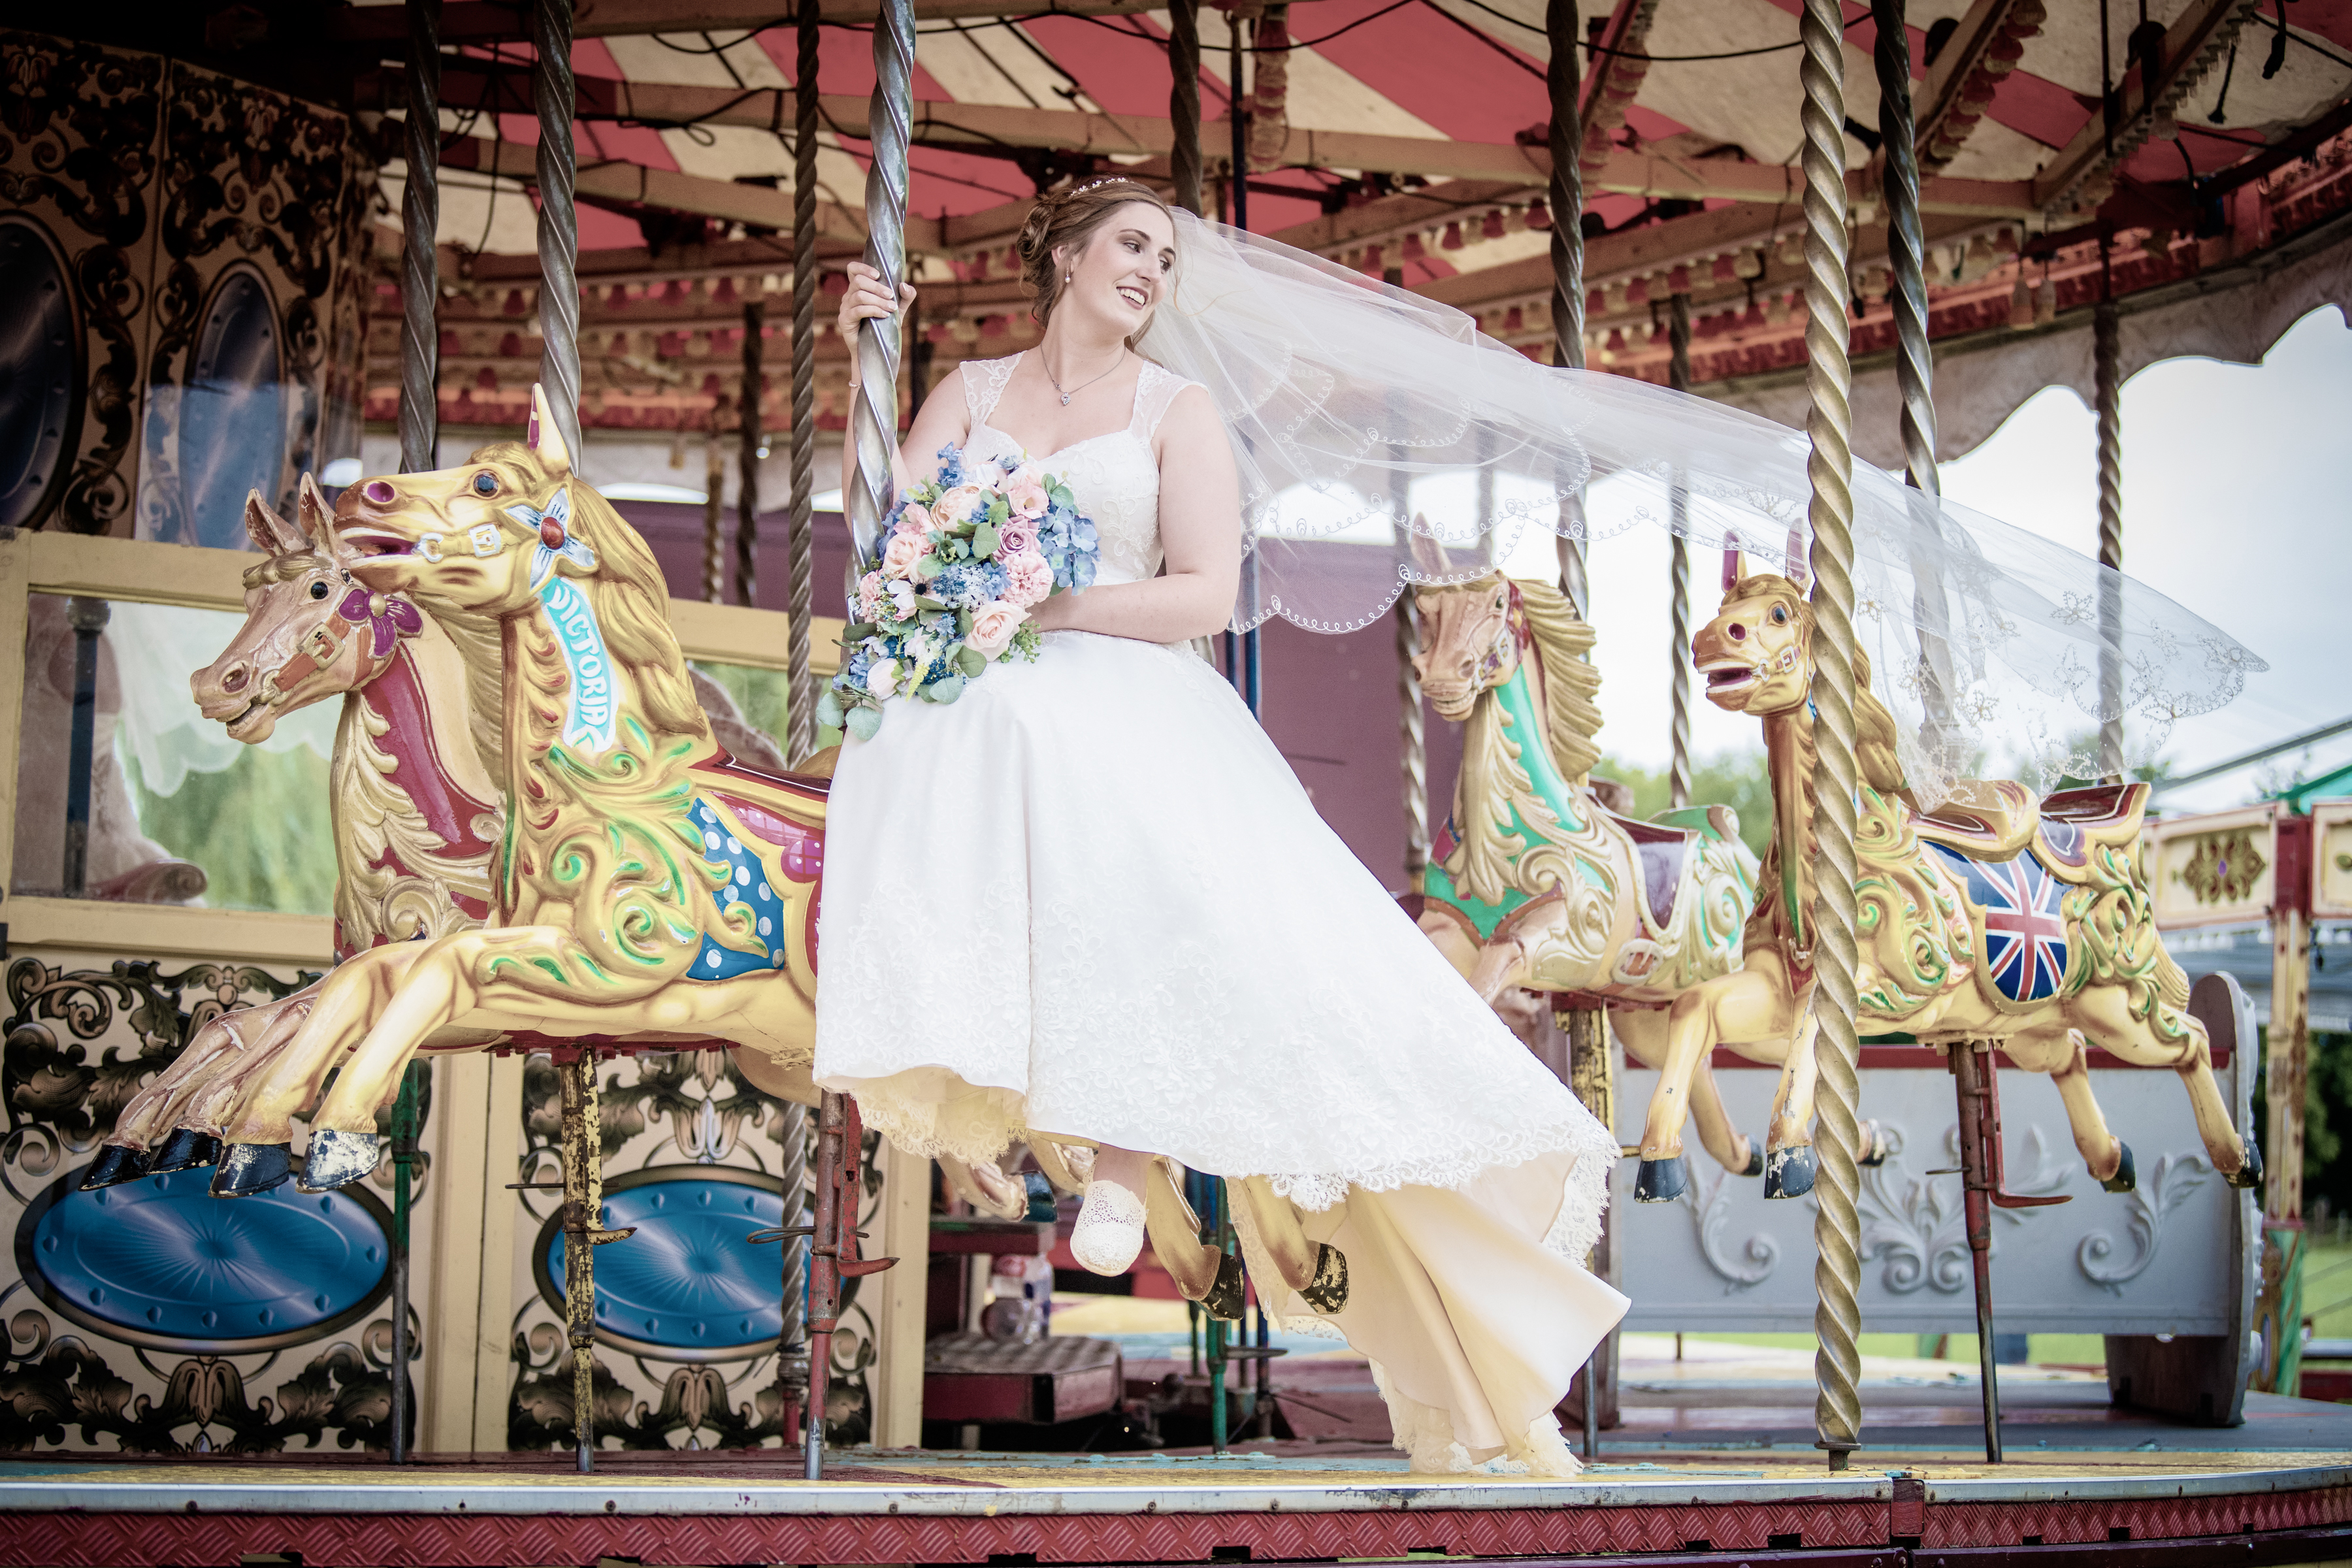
[815,353,1628,1473]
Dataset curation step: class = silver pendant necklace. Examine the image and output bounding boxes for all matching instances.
[1045,347,1127,406]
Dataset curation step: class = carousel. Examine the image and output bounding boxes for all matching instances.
[0,0,2348,1562]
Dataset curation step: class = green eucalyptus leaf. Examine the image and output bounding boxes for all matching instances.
[956,646,987,678]
[913,555,945,581]
[927,672,968,704]
[815,688,845,729]
[844,704,883,742]
[973,520,1001,557]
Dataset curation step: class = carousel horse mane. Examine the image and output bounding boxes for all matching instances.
[1511,575,1605,785]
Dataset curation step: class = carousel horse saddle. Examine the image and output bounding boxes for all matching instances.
[1908,778,2039,864]
[2033,780,2149,878]
[1600,807,1704,931]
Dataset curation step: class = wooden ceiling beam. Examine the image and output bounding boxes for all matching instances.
[2030,0,2257,214]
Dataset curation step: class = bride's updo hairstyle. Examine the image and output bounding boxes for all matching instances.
[1016,177,1175,333]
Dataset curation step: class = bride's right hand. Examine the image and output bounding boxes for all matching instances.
[838,261,916,343]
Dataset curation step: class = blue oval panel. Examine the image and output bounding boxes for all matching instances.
[27,1170,389,1350]
[0,216,80,532]
[181,267,285,551]
[544,1177,783,1356]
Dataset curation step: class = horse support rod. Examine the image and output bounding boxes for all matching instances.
[1950,1042,2002,1464]
[806,1090,850,1479]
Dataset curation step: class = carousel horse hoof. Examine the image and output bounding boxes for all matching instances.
[2100,1140,2138,1194]
[149,1127,222,1174]
[1299,1242,1349,1315]
[1857,1119,1888,1168]
[1739,1143,1765,1179]
[1070,1179,1146,1275]
[1634,1156,1688,1203]
[1203,1252,1248,1322]
[211,1143,297,1198]
[79,1145,150,1191]
[1764,1144,1816,1200]
[296,1128,384,1192]
[1022,1171,1058,1224]
[2225,1137,2263,1191]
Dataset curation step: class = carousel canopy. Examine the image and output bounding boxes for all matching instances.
[65,0,2351,457]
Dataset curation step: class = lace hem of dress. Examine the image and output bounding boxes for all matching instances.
[1372,1359,1581,1477]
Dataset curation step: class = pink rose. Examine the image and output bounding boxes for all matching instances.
[996,519,1037,558]
[1006,477,1049,518]
[934,484,985,525]
[1000,549,1055,608]
[881,532,926,578]
[856,571,885,619]
[893,502,934,537]
[965,600,1026,658]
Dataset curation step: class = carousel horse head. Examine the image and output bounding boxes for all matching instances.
[1693,529,1828,720]
[339,385,653,621]
[193,474,421,743]
[1693,565,1816,719]
[1403,523,1526,721]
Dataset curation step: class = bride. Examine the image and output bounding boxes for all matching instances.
[816,177,1629,1475]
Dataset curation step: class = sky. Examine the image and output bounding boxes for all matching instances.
[1510,305,2352,815]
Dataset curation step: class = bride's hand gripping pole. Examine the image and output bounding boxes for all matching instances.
[846,0,915,572]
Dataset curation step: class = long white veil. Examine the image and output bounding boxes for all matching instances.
[1135,209,2264,806]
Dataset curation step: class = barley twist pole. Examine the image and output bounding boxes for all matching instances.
[1169,0,1203,216]
[1665,291,1693,811]
[787,0,822,761]
[1799,0,1864,1471]
[2094,242,2124,783]
[530,0,581,465]
[1397,596,1429,890]
[1874,0,1961,765]
[847,0,911,570]
[399,0,442,476]
[1546,0,1589,619]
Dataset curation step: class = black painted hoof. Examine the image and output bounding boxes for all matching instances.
[2100,1140,2138,1194]
[211,1143,296,1198]
[80,1145,150,1191]
[295,1128,382,1192]
[1021,1171,1058,1223]
[1857,1119,1889,1168]
[1203,1253,1247,1322]
[1765,1144,1817,1200]
[1739,1143,1765,1179]
[1635,1156,1689,1203]
[148,1126,221,1174]
[2226,1137,2263,1191]
[1299,1242,1350,1315]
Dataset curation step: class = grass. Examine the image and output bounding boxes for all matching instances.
[2306,1233,2352,1339]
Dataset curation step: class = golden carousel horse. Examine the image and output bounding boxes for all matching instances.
[1628,553,2261,1203]
[87,471,837,1192]
[1404,542,1774,1183]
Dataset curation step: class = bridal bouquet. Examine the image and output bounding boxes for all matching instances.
[819,445,1099,740]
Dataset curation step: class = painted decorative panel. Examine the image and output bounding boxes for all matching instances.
[1613,1039,2257,1337]
[2147,804,2279,928]
[502,1049,841,1452]
[0,951,437,1453]
[0,30,374,541]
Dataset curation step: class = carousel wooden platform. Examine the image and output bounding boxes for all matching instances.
[5,1348,2347,1568]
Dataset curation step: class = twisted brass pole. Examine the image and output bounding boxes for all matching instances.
[1169,0,1203,217]
[1798,0,1863,1472]
[740,302,764,608]
[1666,291,1692,812]
[399,0,442,476]
[773,1087,811,1442]
[2094,240,2124,783]
[530,0,581,466]
[703,431,725,602]
[787,0,822,761]
[1875,0,1959,764]
[1547,0,1589,619]
[847,0,912,569]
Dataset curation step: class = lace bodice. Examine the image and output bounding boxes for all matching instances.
[958,353,1194,588]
